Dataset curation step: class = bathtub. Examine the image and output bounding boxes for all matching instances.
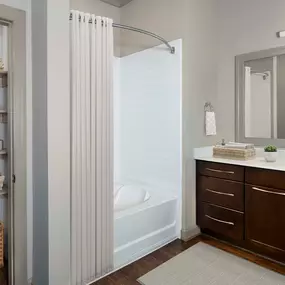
[114,184,178,268]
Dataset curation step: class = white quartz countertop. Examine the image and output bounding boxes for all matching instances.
[194,146,285,172]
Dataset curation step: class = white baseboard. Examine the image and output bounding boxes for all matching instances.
[181,226,200,242]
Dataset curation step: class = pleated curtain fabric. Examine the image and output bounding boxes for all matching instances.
[70,10,114,285]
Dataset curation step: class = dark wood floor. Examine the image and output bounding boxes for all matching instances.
[93,235,285,285]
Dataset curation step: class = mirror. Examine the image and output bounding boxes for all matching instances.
[236,47,285,146]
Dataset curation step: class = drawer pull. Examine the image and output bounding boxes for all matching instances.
[206,188,234,197]
[252,187,285,196]
[206,168,234,174]
[205,214,234,226]
[251,239,285,252]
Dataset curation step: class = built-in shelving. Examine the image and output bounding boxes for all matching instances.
[0,111,7,124]
[0,150,7,155]
[0,188,8,196]
[0,71,7,88]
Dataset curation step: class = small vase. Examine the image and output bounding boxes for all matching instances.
[264,151,277,162]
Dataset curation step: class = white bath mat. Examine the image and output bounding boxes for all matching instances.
[138,242,285,285]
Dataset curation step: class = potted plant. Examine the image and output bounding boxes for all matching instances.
[264,145,277,162]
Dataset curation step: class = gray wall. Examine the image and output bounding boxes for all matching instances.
[70,0,121,56]
[216,0,285,141]
[32,0,71,284]
[32,0,49,282]
[121,0,221,235]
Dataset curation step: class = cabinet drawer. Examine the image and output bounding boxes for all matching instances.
[197,176,244,211]
[245,167,285,190]
[198,203,244,240]
[197,161,244,182]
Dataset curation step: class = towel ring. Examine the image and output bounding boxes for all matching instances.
[204,102,214,112]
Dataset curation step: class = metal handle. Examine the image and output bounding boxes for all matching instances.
[206,188,234,197]
[206,168,234,174]
[252,187,285,196]
[205,214,234,226]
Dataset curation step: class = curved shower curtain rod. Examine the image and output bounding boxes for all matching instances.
[69,13,175,54]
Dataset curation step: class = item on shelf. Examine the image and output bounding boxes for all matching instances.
[264,145,278,162]
[0,176,5,191]
[0,58,4,71]
[0,140,4,151]
[0,113,7,124]
[0,221,3,268]
[0,74,7,88]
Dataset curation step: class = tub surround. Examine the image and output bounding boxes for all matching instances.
[114,186,177,269]
[195,146,285,264]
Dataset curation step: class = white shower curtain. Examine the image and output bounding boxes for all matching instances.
[70,10,114,285]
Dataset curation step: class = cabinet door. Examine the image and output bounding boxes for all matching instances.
[245,185,285,261]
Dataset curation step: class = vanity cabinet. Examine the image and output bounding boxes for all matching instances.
[197,161,245,241]
[245,168,285,262]
[196,160,285,264]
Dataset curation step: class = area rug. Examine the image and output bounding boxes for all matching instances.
[138,242,285,285]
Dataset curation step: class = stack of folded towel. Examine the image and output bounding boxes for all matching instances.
[213,142,256,160]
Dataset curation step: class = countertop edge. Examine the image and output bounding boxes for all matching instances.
[194,146,285,172]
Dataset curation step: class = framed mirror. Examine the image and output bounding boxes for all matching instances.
[236,46,285,147]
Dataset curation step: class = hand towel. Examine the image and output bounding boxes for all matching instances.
[225,142,254,149]
[205,111,217,136]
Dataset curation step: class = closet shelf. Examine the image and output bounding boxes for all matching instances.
[0,73,8,88]
[0,189,8,196]
[0,150,7,155]
[0,111,8,124]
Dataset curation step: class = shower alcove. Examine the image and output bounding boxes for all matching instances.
[70,0,182,280]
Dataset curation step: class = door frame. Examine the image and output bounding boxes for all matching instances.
[0,5,27,285]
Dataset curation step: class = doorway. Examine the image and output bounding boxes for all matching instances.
[0,5,27,285]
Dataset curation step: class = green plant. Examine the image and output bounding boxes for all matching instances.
[264,145,277,152]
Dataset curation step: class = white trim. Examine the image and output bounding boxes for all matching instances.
[180,226,200,242]
[0,5,27,285]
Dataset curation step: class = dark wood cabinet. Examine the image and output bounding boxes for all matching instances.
[197,175,244,211]
[196,160,285,264]
[245,184,285,262]
[198,203,244,240]
[197,161,244,182]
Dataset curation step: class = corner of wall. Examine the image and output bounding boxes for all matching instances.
[181,226,200,242]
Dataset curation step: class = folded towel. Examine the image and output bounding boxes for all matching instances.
[225,142,254,149]
[205,111,216,136]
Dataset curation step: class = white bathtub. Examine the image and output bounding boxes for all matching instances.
[114,184,178,268]
[114,184,151,212]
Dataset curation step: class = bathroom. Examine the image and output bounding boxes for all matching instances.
[1,0,285,284]
[67,0,285,284]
